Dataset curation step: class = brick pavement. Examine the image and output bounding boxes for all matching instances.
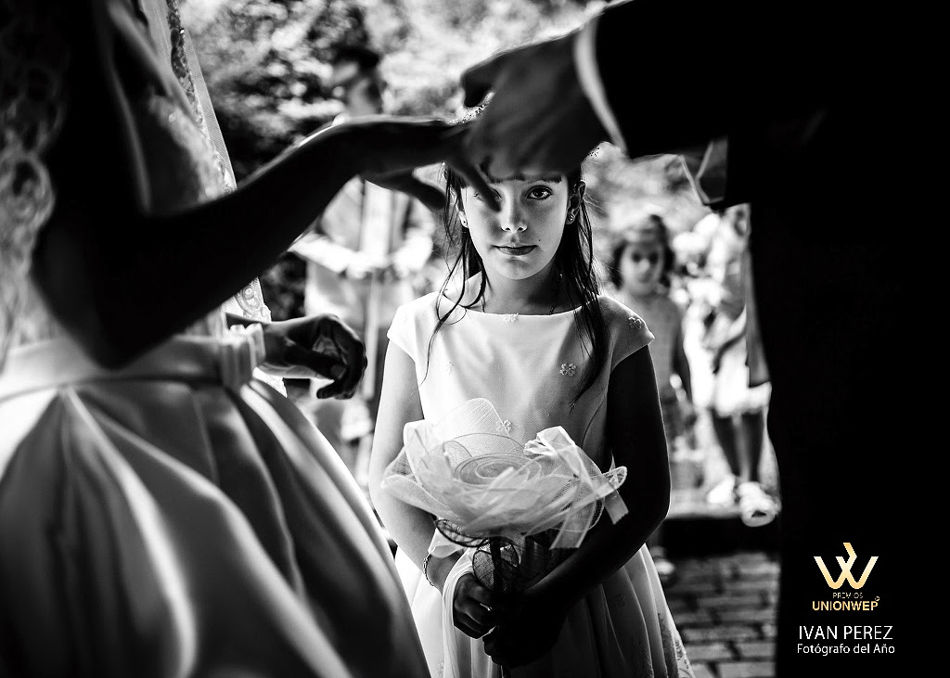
[662,475,781,678]
[666,551,779,678]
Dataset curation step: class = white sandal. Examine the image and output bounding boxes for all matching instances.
[736,481,778,527]
[706,475,738,507]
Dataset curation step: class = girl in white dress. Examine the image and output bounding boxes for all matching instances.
[369,163,694,677]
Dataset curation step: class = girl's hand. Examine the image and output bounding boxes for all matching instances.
[452,573,497,639]
[346,117,499,211]
[482,590,567,667]
[260,315,366,398]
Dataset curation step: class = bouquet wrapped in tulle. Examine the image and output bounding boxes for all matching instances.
[381,398,628,594]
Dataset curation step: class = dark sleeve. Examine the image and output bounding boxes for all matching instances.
[593,0,856,158]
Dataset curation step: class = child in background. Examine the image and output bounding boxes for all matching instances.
[701,205,777,527]
[610,214,695,583]
[369,160,693,676]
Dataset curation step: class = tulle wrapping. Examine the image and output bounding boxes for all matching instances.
[381,398,628,591]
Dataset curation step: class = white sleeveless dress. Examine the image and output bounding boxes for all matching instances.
[387,292,694,678]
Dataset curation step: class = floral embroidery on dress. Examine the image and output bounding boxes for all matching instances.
[559,363,577,377]
[225,279,271,322]
[496,419,512,434]
[503,313,518,323]
[627,315,644,330]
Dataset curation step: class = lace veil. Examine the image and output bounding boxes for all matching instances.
[0,0,70,367]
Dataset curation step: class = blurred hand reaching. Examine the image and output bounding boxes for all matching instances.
[353,117,499,211]
[364,169,445,212]
[460,33,607,181]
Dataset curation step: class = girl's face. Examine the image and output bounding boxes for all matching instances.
[619,237,665,295]
[459,175,572,282]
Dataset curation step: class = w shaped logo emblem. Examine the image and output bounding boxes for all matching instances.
[814,542,878,590]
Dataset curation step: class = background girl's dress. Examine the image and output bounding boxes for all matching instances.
[387,292,693,678]
[0,1,427,676]
[704,218,770,417]
[617,291,686,447]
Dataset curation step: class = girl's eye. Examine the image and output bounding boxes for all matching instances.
[527,186,553,200]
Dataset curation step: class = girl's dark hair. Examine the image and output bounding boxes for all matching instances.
[608,213,676,289]
[422,165,607,405]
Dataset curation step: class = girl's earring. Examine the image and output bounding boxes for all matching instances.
[458,211,468,227]
[566,209,577,224]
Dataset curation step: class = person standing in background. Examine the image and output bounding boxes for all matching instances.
[291,46,436,482]
[700,205,777,527]
[610,213,695,583]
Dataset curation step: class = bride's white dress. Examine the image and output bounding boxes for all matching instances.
[0,1,428,675]
[387,292,694,678]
